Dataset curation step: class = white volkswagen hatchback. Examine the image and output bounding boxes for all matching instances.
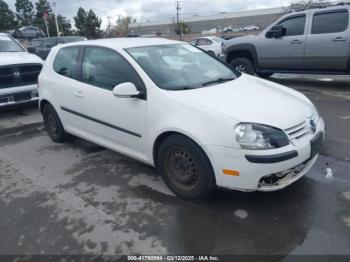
[39,38,325,199]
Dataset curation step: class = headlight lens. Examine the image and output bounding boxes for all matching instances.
[234,123,289,150]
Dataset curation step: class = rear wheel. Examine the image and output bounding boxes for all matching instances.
[230,57,255,75]
[157,134,215,200]
[42,103,69,143]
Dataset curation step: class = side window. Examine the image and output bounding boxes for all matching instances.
[190,39,197,46]
[197,38,208,46]
[53,47,80,78]
[205,39,213,45]
[312,10,348,34]
[82,47,143,91]
[278,15,306,36]
[45,38,57,48]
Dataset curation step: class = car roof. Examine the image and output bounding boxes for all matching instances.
[62,37,184,49]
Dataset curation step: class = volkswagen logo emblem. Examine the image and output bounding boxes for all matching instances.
[310,120,316,134]
[13,71,21,79]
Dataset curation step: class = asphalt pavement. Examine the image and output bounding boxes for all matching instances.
[0,74,349,259]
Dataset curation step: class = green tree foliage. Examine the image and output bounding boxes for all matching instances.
[15,0,34,26]
[175,22,191,35]
[33,0,52,35]
[0,0,17,31]
[57,15,72,36]
[74,7,101,39]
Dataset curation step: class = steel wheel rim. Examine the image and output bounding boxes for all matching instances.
[166,147,199,191]
[235,64,247,72]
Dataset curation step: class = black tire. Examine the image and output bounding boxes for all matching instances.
[256,72,273,78]
[230,57,255,75]
[207,51,215,57]
[157,134,215,200]
[42,103,69,143]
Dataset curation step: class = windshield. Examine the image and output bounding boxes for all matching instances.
[0,35,25,52]
[126,44,238,90]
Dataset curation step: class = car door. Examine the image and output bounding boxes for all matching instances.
[51,46,83,130]
[77,46,148,160]
[304,9,349,71]
[257,14,307,70]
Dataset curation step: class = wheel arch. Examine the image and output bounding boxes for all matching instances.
[39,99,51,113]
[152,131,214,172]
[226,44,259,68]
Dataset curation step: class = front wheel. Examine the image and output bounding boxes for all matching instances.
[230,57,255,75]
[42,104,69,143]
[157,135,215,200]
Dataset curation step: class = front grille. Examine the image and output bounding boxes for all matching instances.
[285,114,319,140]
[0,64,42,89]
[285,120,309,140]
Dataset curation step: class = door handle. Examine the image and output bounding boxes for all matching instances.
[333,37,347,42]
[75,90,84,98]
[290,39,303,44]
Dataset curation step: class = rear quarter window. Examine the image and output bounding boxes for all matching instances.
[53,47,80,79]
[312,10,349,34]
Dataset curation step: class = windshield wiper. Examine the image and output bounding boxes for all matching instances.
[201,77,235,87]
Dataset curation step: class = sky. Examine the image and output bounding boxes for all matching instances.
[6,0,290,28]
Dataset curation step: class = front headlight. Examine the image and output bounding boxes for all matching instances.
[234,123,289,150]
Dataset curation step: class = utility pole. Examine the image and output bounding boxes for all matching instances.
[52,1,60,37]
[107,16,112,37]
[176,1,181,24]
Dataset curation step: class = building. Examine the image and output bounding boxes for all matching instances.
[129,7,285,36]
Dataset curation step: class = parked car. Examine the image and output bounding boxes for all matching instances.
[0,33,43,108]
[220,5,350,77]
[39,38,325,199]
[13,26,45,40]
[190,36,225,57]
[243,25,260,31]
[28,36,87,60]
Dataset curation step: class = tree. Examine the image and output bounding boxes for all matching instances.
[175,22,191,35]
[74,7,87,36]
[286,0,331,12]
[74,7,101,39]
[116,16,132,36]
[33,0,52,35]
[0,0,17,31]
[15,0,34,26]
[57,15,72,36]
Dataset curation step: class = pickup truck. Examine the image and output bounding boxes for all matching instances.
[220,5,350,77]
[0,33,43,108]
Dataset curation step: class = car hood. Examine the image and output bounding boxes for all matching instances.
[0,52,43,66]
[166,74,315,130]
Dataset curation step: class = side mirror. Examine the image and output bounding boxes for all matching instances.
[112,82,144,99]
[267,25,285,38]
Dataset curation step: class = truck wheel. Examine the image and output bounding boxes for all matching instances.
[230,57,255,75]
[157,134,215,200]
[256,72,273,78]
[43,104,69,143]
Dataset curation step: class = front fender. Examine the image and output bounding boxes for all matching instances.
[225,43,259,68]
